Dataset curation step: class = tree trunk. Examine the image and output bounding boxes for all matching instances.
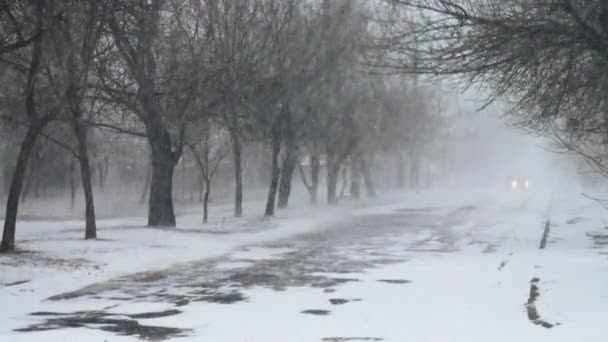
[1,126,41,252]
[297,154,319,204]
[97,156,109,189]
[277,155,296,208]
[203,180,210,224]
[277,136,296,209]
[310,155,320,204]
[21,146,39,202]
[198,174,204,202]
[20,163,33,203]
[277,112,296,209]
[147,136,177,227]
[265,127,282,217]
[73,121,97,239]
[350,157,361,199]
[327,156,339,205]
[362,157,376,197]
[179,161,186,201]
[339,165,349,199]
[230,128,243,217]
[69,157,76,209]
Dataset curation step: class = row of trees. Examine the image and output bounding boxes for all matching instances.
[380,0,608,180]
[0,0,441,252]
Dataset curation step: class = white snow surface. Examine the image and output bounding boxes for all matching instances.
[2,189,608,342]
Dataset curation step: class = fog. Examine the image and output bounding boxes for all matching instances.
[436,92,572,192]
[0,88,590,221]
[1,0,601,233]
[4,1,608,341]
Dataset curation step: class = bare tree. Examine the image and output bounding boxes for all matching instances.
[298,147,322,204]
[1,1,59,252]
[380,0,608,176]
[203,0,268,218]
[187,122,229,224]
[277,111,298,209]
[0,1,43,55]
[100,0,207,227]
[50,0,103,239]
[266,0,370,210]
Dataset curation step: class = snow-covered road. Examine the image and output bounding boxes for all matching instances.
[2,190,608,342]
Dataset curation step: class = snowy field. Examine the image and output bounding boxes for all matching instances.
[2,189,608,342]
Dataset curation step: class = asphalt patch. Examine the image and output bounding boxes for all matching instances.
[194,292,247,304]
[525,277,555,329]
[228,272,282,287]
[3,280,30,287]
[128,309,182,319]
[539,221,550,249]
[377,279,411,284]
[301,309,331,316]
[312,278,361,288]
[17,310,189,340]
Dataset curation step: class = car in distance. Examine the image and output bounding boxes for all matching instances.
[510,178,530,191]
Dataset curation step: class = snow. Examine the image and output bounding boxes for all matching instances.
[0,197,408,333]
[2,189,608,341]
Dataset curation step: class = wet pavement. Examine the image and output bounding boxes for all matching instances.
[16,309,190,341]
[16,205,482,340]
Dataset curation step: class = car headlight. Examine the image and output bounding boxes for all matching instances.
[511,180,518,190]
[524,180,529,189]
